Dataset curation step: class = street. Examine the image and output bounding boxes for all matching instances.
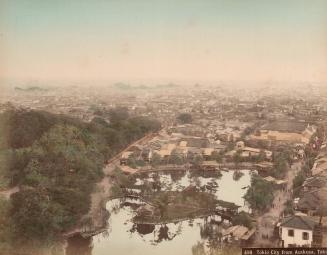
[254,161,302,247]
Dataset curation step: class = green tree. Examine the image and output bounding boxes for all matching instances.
[169,150,184,165]
[257,150,266,162]
[127,157,137,168]
[109,107,129,125]
[177,113,192,124]
[153,193,170,219]
[283,200,294,216]
[11,188,65,244]
[210,151,223,163]
[317,199,327,225]
[112,167,132,187]
[243,174,274,211]
[232,211,253,228]
[110,183,124,197]
[192,242,206,255]
[151,152,162,167]
[272,152,289,179]
[293,170,306,197]
[0,198,12,254]
[192,154,204,167]
[0,108,161,250]
[233,150,242,164]
[23,159,48,187]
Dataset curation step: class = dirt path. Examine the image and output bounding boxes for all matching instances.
[85,131,160,231]
[0,186,19,200]
[87,164,117,228]
[253,161,302,247]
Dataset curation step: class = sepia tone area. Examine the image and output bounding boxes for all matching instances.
[0,1,327,255]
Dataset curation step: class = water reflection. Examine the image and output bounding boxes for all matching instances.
[66,235,93,255]
[130,223,155,236]
[155,225,178,243]
[67,170,251,255]
[134,170,250,207]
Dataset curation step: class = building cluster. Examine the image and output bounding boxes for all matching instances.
[2,82,327,248]
[295,144,327,217]
[120,118,318,178]
[281,139,327,248]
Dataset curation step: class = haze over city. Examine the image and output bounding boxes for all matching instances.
[1,0,327,84]
[2,1,327,255]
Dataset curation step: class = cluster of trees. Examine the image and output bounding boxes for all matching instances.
[283,200,294,216]
[271,147,293,179]
[0,109,160,251]
[110,167,135,197]
[10,125,104,245]
[243,174,274,211]
[162,150,204,166]
[89,107,161,160]
[192,241,240,255]
[230,150,266,164]
[208,151,224,163]
[167,151,204,166]
[177,113,192,124]
[0,198,11,254]
[126,156,146,168]
[142,189,218,222]
[292,170,306,197]
[292,131,322,198]
[125,150,205,169]
[232,211,253,229]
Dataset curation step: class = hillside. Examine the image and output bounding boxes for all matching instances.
[0,108,161,253]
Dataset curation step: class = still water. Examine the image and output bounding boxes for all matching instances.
[67,170,251,255]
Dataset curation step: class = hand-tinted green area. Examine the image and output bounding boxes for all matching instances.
[243,174,274,211]
[0,109,160,252]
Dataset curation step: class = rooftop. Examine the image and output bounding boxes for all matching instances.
[281,215,317,230]
[262,121,308,133]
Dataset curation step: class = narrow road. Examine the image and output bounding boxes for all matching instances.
[253,161,302,247]
[83,131,160,232]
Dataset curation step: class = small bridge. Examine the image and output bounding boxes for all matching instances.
[137,164,189,174]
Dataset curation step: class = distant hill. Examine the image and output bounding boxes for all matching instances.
[113,83,178,90]
[14,86,48,92]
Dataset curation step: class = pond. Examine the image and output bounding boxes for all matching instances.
[67,170,252,255]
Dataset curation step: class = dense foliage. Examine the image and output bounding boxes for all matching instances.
[192,241,241,255]
[177,113,193,124]
[271,147,292,179]
[0,109,160,250]
[0,198,11,254]
[243,174,274,211]
[232,211,253,229]
[292,170,306,197]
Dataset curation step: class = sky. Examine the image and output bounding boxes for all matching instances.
[1,0,327,84]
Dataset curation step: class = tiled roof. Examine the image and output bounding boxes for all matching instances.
[281,215,317,230]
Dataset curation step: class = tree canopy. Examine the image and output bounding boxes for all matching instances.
[243,174,274,211]
[177,113,192,124]
[0,109,161,251]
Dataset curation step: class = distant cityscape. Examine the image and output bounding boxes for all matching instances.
[1,83,327,252]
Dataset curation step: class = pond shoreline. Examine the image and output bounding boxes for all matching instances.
[66,168,251,241]
[137,161,269,174]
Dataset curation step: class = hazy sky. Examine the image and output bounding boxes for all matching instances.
[1,0,327,83]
